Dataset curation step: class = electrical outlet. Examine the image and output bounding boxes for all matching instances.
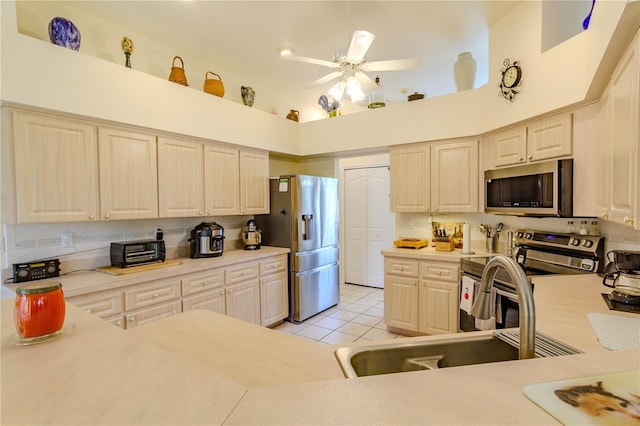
[61,232,73,248]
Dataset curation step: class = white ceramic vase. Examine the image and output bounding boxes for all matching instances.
[453,51,477,92]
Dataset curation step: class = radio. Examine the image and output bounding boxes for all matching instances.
[13,259,61,283]
[110,239,165,268]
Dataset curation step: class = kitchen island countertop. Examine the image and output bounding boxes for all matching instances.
[2,272,639,424]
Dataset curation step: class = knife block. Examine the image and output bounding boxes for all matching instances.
[435,239,455,252]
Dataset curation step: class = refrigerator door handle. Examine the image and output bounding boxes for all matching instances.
[301,214,313,240]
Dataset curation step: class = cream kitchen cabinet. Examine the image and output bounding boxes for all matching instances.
[124,278,182,328]
[488,113,572,168]
[430,139,479,213]
[225,262,261,324]
[384,256,460,335]
[67,288,126,329]
[240,148,270,215]
[181,268,226,314]
[596,29,639,229]
[158,136,205,218]
[418,261,460,335]
[98,126,158,220]
[259,255,288,327]
[384,257,420,331]
[12,110,100,223]
[205,144,240,215]
[389,143,430,213]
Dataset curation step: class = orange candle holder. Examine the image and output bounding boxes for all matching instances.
[14,282,66,339]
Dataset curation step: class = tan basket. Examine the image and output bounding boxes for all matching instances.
[168,56,188,86]
[203,71,224,97]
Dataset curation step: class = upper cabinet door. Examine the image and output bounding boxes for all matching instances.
[431,139,479,213]
[13,111,99,223]
[527,113,572,162]
[204,144,240,216]
[389,143,430,212]
[239,149,269,215]
[158,137,204,218]
[98,127,158,220]
[490,127,527,167]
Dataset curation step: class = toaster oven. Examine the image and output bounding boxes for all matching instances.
[110,240,166,268]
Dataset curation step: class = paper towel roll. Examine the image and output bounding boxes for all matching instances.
[462,223,474,254]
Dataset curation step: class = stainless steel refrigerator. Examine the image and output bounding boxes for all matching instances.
[255,175,339,323]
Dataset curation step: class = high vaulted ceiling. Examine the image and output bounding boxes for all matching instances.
[62,1,523,118]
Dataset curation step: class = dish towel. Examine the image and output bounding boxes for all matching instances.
[587,313,640,351]
[460,276,475,313]
[475,287,499,331]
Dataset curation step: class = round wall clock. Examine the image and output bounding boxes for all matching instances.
[499,59,522,102]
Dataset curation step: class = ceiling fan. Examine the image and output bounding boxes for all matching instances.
[281,30,422,103]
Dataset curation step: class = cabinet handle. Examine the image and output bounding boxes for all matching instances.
[128,316,136,322]
[207,211,212,215]
[153,293,159,298]
[434,207,439,212]
[199,212,203,216]
[116,319,122,326]
[85,308,92,313]
[601,212,609,219]
[624,217,633,226]
[412,280,417,286]
[518,157,523,161]
[203,281,208,286]
[88,214,95,220]
[527,155,533,160]
[399,266,404,271]
[104,213,110,219]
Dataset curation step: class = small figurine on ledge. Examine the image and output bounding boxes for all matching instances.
[121,36,134,68]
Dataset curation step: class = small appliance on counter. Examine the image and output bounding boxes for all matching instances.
[110,240,165,268]
[241,219,261,250]
[189,222,224,258]
[602,250,640,313]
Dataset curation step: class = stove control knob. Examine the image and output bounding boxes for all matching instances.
[524,233,533,239]
[516,232,524,238]
[582,240,594,248]
[570,238,581,246]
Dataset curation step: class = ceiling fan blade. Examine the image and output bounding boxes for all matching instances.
[346,30,375,63]
[361,58,422,72]
[284,55,340,68]
[354,71,380,92]
[306,71,343,88]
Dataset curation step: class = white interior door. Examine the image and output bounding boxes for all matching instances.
[344,167,394,288]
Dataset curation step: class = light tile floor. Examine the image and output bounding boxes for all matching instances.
[273,283,410,344]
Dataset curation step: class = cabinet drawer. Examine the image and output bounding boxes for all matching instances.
[420,262,460,283]
[125,279,181,311]
[68,291,124,318]
[181,269,225,296]
[259,255,287,275]
[225,263,260,284]
[384,258,420,278]
[125,301,181,329]
[182,289,226,314]
[105,315,126,329]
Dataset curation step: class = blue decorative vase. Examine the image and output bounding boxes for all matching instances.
[48,17,81,51]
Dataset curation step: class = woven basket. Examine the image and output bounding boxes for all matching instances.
[203,71,224,97]
[168,56,188,86]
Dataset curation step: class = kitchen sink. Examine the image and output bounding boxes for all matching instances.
[334,329,582,378]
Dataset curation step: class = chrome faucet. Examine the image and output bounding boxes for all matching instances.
[470,255,536,359]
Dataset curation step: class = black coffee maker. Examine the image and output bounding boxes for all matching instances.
[602,250,640,309]
[189,222,224,258]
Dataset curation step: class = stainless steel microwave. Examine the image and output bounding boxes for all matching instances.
[484,159,573,217]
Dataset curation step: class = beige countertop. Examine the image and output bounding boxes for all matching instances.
[2,264,639,425]
[4,246,290,298]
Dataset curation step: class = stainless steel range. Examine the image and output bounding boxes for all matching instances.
[460,228,604,332]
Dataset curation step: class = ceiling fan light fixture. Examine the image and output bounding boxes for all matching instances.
[329,79,346,101]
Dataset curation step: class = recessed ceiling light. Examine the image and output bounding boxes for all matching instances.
[278,48,294,57]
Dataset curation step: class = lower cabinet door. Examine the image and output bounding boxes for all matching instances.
[260,272,288,326]
[125,301,182,329]
[225,279,261,325]
[419,280,459,334]
[182,288,226,315]
[384,275,418,331]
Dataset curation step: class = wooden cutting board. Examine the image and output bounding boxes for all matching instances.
[522,370,640,425]
[96,260,183,276]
